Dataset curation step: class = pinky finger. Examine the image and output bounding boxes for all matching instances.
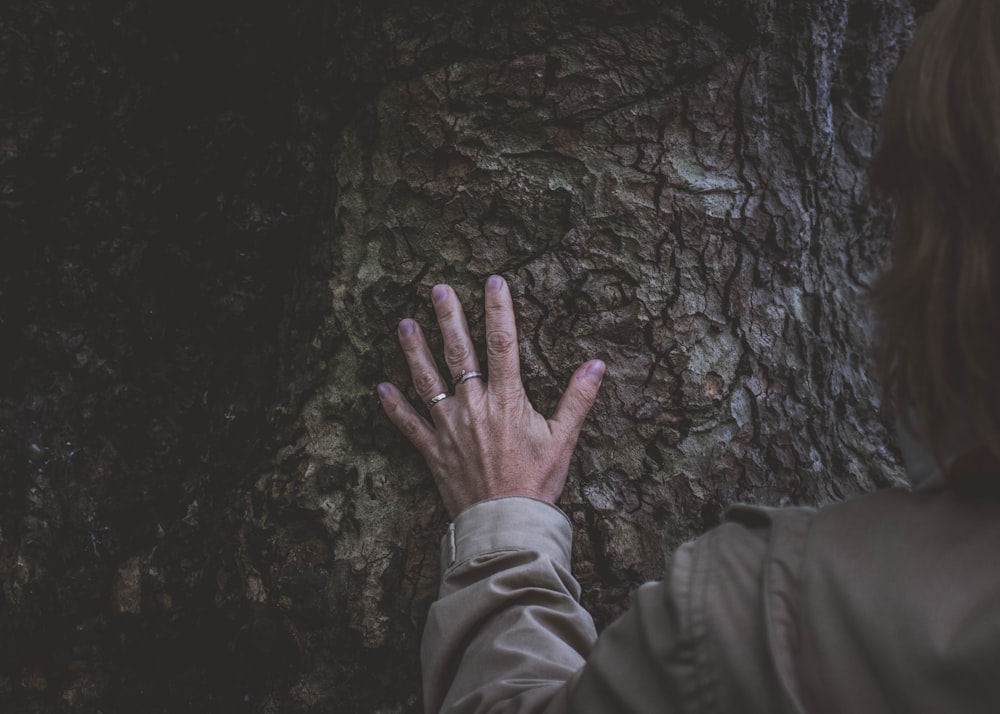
[378,382,436,455]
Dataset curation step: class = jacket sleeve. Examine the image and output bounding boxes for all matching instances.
[420,497,699,714]
[420,497,594,713]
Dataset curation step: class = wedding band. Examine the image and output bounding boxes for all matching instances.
[452,370,484,387]
[426,392,450,409]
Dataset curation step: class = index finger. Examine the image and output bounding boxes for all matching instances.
[484,275,522,398]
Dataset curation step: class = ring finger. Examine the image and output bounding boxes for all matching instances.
[397,318,452,415]
[431,284,483,394]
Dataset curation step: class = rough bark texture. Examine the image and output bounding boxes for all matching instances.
[1,1,925,712]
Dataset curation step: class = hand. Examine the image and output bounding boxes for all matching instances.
[378,275,605,519]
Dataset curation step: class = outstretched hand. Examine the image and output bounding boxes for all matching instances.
[378,275,605,519]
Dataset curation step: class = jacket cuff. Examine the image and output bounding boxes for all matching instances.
[440,497,573,571]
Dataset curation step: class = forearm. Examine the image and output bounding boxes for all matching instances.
[421,497,596,714]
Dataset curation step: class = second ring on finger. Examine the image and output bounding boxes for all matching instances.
[451,369,485,389]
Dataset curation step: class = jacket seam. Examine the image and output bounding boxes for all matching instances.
[686,532,719,714]
[763,512,810,714]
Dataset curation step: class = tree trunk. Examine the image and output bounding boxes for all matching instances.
[0,1,922,712]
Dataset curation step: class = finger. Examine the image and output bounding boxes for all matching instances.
[398,318,450,405]
[377,382,437,455]
[431,284,482,390]
[483,275,522,399]
[548,360,605,443]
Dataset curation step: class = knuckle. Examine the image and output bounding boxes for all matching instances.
[397,411,424,438]
[486,329,515,354]
[485,305,507,324]
[444,341,472,365]
[561,390,582,416]
[462,404,487,429]
[573,386,597,415]
[437,303,458,322]
[490,383,522,407]
[569,382,591,406]
[385,401,417,434]
[493,391,517,412]
[385,396,405,419]
[568,394,590,420]
[413,370,439,395]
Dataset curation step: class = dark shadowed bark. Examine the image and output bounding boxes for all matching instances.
[1,1,922,712]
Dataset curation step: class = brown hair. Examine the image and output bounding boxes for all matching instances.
[869,0,1000,477]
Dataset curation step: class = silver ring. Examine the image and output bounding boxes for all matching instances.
[452,370,484,387]
[426,392,450,409]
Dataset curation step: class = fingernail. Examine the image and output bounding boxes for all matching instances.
[487,275,503,292]
[585,360,606,383]
[432,284,448,304]
[376,383,391,400]
[398,319,415,336]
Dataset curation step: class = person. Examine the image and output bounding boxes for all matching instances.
[377,0,1000,710]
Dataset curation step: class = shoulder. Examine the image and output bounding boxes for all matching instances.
[663,502,815,714]
[697,487,1000,713]
[798,486,1000,711]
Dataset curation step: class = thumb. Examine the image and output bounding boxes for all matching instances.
[549,360,605,443]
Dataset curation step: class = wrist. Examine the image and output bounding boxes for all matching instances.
[441,496,573,571]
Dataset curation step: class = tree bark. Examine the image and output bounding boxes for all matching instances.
[0,1,922,712]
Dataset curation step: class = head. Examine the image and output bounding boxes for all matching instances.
[869,0,1000,478]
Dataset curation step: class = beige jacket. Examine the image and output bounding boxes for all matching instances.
[422,456,1000,712]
